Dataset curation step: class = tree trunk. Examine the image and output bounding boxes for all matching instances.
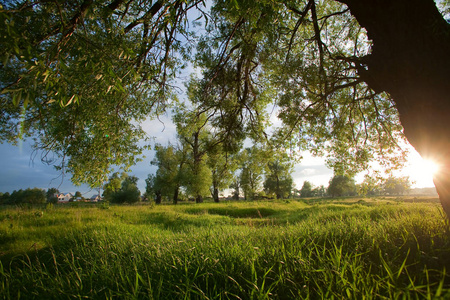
[213,188,219,202]
[232,181,240,200]
[340,0,450,218]
[196,195,203,203]
[155,191,162,204]
[173,186,179,205]
[276,175,281,199]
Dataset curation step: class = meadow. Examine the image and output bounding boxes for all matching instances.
[1,197,450,299]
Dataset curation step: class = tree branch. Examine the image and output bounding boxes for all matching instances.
[285,0,314,62]
[124,0,164,33]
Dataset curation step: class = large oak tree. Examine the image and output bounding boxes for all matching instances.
[339,0,450,215]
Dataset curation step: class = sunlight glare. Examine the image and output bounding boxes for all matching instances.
[403,154,440,188]
[420,159,440,176]
[399,150,441,188]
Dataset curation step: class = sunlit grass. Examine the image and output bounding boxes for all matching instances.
[1,197,450,299]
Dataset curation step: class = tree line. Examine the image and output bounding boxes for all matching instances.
[299,175,411,198]
[0,173,411,206]
[0,188,84,205]
[145,142,295,204]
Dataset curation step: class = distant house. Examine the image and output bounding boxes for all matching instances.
[90,195,101,202]
[57,193,73,202]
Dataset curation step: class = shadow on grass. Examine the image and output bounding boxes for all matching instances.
[195,207,278,218]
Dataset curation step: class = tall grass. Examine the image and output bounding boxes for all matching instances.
[1,198,450,299]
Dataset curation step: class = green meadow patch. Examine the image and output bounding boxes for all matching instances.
[1,197,450,299]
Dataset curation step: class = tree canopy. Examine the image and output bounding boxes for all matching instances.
[1,0,450,215]
[327,175,356,197]
[103,172,140,203]
[263,152,294,199]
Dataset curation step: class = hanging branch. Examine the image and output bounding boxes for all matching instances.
[285,0,314,62]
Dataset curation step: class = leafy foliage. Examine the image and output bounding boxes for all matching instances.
[300,181,314,198]
[149,143,187,204]
[111,175,141,204]
[1,0,448,197]
[383,176,411,195]
[0,192,11,204]
[327,175,357,197]
[263,152,294,199]
[8,188,46,204]
[46,187,59,204]
[239,145,267,200]
[0,0,202,187]
[103,172,127,202]
[173,104,213,203]
[103,172,140,204]
[74,191,82,199]
[207,146,238,202]
[194,0,410,177]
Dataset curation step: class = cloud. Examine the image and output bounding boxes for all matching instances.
[292,159,333,189]
[299,168,316,176]
[140,115,178,145]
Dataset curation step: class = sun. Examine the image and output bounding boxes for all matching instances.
[402,153,440,187]
[419,159,440,176]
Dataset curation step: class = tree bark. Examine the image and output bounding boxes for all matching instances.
[339,0,450,218]
[213,188,219,202]
[155,191,162,205]
[173,186,179,205]
[276,175,281,199]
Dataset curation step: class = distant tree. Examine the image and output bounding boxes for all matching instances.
[173,104,213,204]
[327,175,357,197]
[145,174,159,204]
[0,192,10,204]
[184,157,212,203]
[312,185,327,198]
[174,78,246,203]
[300,181,314,198]
[111,176,141,204]
[240,146,267,200]
[150,143,188,204]
[46,188,59,204]
[207,148,239,202]
[263,154,294,199]
[103,172,127,202]
[292,188,301,198]
[10,188,46,204]
[229,179,241,200]
[103,172,140,204]
[22,189,40,204]
[74,191,83,200]
[9,190,21,205]
[383,176,411,195]
[358,175,382,196]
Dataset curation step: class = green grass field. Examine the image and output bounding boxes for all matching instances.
[1,197,450,299]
